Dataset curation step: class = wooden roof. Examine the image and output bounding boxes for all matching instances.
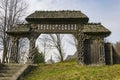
[26,11,89,23]
[26,10,88,19]
[6,24,30,34]
[83,23,111,36]
[83,23,110,33]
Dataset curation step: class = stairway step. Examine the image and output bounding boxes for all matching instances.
[0,77,12,80]
[0,73,13,77]
[0,67,22,70]
[0,70,17,73]
[0,64,23,67]
[0,64,5,67]
[4,64,23,67]
[0,64,32,80]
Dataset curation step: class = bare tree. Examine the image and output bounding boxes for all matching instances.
[0,0,27,63]
[38,34,65,62]
[37,34,52,56]
[48,34,65,62]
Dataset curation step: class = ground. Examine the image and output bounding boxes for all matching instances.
[24,60,120,80]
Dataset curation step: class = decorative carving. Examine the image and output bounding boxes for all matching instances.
[9,36,19,63]
[89,37,105,65]
[98,38,105,64]
[30,24,77,33]
[6,11,111,65]
[27,32,39,64]
[27,37,36,64]
[75,24,85,65]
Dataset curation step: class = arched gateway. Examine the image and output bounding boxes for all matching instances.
[6,11,111,65]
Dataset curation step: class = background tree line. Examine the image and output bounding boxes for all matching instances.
[0,0,27,63]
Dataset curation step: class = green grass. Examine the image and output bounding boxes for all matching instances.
[24,60,120,80]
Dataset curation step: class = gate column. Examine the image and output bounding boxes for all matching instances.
[74,24,85,65]
[27,37,36,64]
[27,32,39,64]
[98,38,106,65]
[9,36,19,63]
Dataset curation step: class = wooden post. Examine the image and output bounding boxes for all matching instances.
[27,37,36,64]
[105,43,113,65]
[9,36,19,63]
[76,24,85,65]
[27,32,39,64]
[98,38,105,65]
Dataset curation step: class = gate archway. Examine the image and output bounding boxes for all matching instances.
[6,11,111,65]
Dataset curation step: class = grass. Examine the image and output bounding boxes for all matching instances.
[24,60,120,80]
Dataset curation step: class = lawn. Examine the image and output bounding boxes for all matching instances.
[23,60,120,80]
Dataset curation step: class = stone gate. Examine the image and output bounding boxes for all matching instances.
[6,10,111,65]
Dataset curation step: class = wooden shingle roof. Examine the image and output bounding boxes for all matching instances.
[83,23,111,35]
[6,24,30,34]
[26,10,88,19]
[26,10,89,23]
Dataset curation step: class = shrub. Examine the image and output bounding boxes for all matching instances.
[33,47,45,64]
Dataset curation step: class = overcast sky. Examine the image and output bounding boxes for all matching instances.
[1,0,119,61]
[26,0,120,43]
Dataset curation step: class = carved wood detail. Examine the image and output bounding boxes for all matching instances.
[73,24,85,65]
[27,32,39,64]
[9,37,19,63]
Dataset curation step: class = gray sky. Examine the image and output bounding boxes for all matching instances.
[27,0,120,43]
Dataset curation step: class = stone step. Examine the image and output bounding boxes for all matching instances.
[0,64,5,67]
[0,64,24,68]
[0,64,24,80]
[0,70,17,73]
[0,77,12,80]
[0,63,23,67]
[0,66,22,70]
[0,64,23,67]
[0,64,34,80]
[0,73,13,77]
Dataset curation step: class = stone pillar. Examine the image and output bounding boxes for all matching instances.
[9,36,19,63]
[75,24,85,65]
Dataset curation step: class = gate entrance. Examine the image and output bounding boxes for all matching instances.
[6,10,111,65]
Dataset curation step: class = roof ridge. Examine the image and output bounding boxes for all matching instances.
[35,10,81,13]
